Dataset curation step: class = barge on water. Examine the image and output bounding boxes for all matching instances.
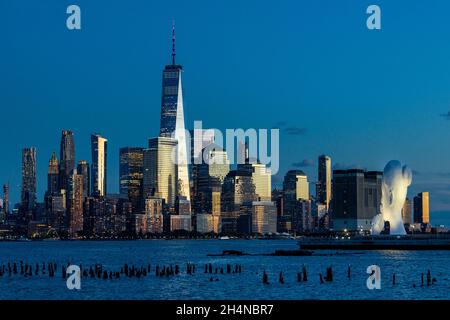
[298,235,450,250]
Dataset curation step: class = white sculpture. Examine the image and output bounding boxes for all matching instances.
[371,160,412,235]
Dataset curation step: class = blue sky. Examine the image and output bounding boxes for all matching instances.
[1,0,450,220]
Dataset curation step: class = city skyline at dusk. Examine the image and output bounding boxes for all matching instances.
[2,0,450,219]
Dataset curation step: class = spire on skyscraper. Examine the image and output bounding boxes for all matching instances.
[172,20,176,65]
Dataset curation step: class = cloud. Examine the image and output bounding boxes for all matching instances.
[440,111,450,120]
[284,127,306,135]
[272,121,287,128]
[292,159,314,168]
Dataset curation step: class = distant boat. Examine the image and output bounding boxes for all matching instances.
[219,236,230,240]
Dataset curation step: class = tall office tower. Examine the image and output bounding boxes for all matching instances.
[317,155,332,209]
[282,170,309,230]
[190,129,215,200]
[68,170,84,237]
[77,160,90,199]
[119,147,144,212]
[59,130,75,191]
[402,197,413,225]
[3,184,9,215]
[283,170,309,203]
[238,162,272,201]
[413,192,430,224]
[47,152,59,195]
[46,190,67,229]
[221,169,257,214]
[21,147,37,211]
[91,134,108,197]
[159,23,190,201]
[144,197,163,234]
[251,201,277,235]
[193,147,230,214]
[292,199,313,233]
[332,169,383,231]
[143,137,178,207]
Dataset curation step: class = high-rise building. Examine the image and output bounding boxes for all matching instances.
[292,199,313,233]
[402,197,412,225]
[190,129,215,202]
[221,170,257,214]
[68,170,84,237]
[193,147,230,214]
[413,192,429,224]
[282,170,310,228]
[143,137,178,207]
[144,197,163,234]
[251,201,277,235]
[46,190,67,230]
[317,155,332,209]
[238,162,271,201]
[159,23,190,202]
[3,184,9,215]
[91,134,108,197]
[47,151,59,195]
[119,147,144,212]
[59,130,75,191]
[283,170,309,203]
[21,147,37,211]
[332,169,383,231]
[77,160,90,199]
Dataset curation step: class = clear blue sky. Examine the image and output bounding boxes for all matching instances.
[1,0,450,221]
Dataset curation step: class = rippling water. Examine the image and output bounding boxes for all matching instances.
[0,240,448,300]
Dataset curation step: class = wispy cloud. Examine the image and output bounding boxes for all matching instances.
[292,159,314,168]
[440,111,450,120]
[284,127,306,135]
[272,121,287,128]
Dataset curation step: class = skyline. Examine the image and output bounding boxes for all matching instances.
[1,0,450,218]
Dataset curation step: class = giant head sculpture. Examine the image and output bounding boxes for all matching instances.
[371,160,412,235]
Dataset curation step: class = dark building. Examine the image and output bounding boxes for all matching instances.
[77,160,90,199]
[68,171,84,238]
[221,170,256,214]
[402,197,412,225]
[413,192,429,224]
[282,170,309,232]
[119,147,144,213]
[59,130,75,191]
[332,169,383,232]
[47,152,59,196]
[21,147,37,213]
[192,146,230,215]
[3,184,9,215]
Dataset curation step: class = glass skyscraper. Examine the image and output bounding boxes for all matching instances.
[317,155,332,210]
[47,151,59,195]
[91,134,108,197]
[119,147,144,212]
[143,137,177,207]
[159,25,190,202]
[59,130,75,191]
[21,147,37,211]
[77,160,90,199]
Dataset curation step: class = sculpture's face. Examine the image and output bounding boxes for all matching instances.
[382,160,412,214]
